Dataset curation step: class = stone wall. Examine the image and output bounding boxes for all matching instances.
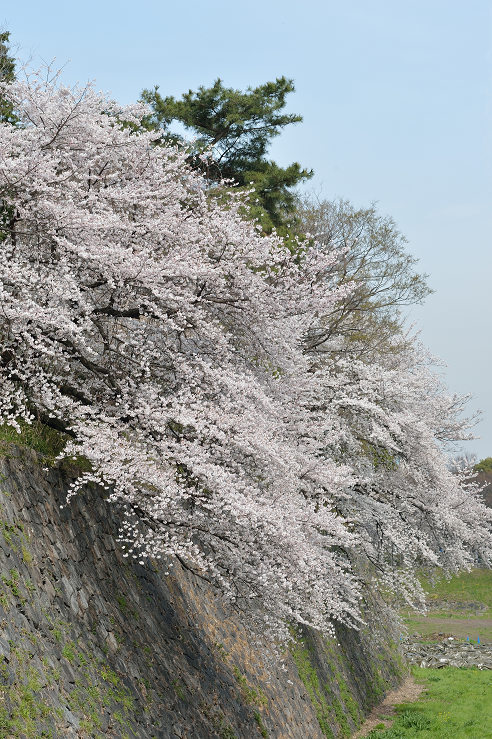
[0,445,404,738]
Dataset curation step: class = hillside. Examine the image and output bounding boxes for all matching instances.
[476,471,492,508]
[0,444,404,738]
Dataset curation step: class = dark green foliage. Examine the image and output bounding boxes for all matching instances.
[474,457,492,474]
[141,77,312,232]
[0,31,18,248]
[0,31,16,125]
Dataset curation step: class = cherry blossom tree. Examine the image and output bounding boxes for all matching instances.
[308,342,492,607]
[0,70,490,645]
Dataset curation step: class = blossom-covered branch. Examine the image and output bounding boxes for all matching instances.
[0,72,490,645]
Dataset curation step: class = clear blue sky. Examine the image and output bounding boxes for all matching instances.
[3,0,491,457]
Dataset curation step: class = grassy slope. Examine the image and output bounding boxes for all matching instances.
[402,569,492,642]
[422,569,492,612]
[366,667,492,738]
[0,421,66,461]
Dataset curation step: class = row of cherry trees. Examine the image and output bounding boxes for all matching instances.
[0,72,490,645]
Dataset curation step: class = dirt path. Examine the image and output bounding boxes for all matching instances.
[409,616,492,640]
[414,617,492,628]
[352,677,424,738]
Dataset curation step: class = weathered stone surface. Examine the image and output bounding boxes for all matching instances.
[402,639,492,669]
[0,446,403,737]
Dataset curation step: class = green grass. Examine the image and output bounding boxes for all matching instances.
[0,420,92,474]
[401,569,492,642]
[290,636,335,738]
[422,569,492,613]
[367,666,492,738]
[401,617,492,642]
[0,421,66,461]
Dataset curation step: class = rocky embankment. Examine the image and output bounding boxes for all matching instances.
[403,639,492,670]
[0,444,404,738]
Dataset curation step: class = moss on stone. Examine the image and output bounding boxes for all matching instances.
[0,648,58,738]
[338,679,361,723]
[172,679,186,700]
[254,710,269,738]
[290,637,335,738]
[0,421,66,462]
[232,666,268,708]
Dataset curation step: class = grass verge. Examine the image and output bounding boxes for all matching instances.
[366,666,492,738]
[401,569,492,643]
[421,569,492,614]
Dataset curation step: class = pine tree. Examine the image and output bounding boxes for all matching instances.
[0,31,17,244]
[141,77,312,233]
[0,32,17,125]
